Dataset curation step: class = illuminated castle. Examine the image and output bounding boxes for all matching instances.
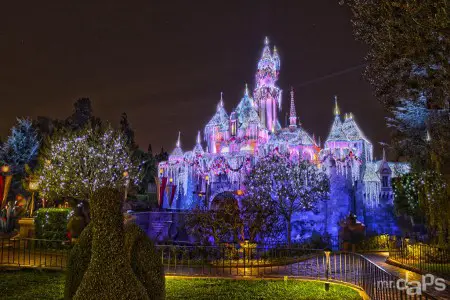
[158,38,409,239]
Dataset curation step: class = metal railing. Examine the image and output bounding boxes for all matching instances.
[156,244,437,299]
[0,238,438,299]
[389,241,450,279]
[0,238,70,269]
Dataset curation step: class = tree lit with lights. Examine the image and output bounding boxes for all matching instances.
[37,125,140,202]
[244,153,330,245]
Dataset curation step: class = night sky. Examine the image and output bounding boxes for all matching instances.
[1,0,389,158]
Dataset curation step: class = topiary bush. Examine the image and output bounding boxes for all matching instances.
[72,187,148,300]
[35,208,72,240]
[65,187,165,300]
[64,223,93,300]
[124,222,165,300]
[65,222,165,300]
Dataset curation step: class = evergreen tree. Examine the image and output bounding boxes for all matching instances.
[342,0,450,172]
[393,171,449,245]
[0,118,40,175]
[155,147,168,163]
[120,113,137,150]
[66,98,101,130]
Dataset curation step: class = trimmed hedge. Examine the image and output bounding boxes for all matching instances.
[64,223,93,300]
[65,223,165,300]
[65,187,164,300]
[35,208,72,240]
[124,222,165,300]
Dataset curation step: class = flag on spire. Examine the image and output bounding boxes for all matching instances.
[289,87,297,128]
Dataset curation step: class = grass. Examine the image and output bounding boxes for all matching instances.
[0,270,362,300]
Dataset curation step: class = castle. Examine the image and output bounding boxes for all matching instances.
[157,38,409,241]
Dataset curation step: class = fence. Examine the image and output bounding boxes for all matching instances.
[389,241,450,279]
[157,244,437,299]
[0,238,70,269]
[0,237,438,299]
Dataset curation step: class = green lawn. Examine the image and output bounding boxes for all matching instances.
[0,270,362,300]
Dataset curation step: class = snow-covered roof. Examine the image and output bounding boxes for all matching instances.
[206,104,229,131]
[342,115,367,141]
[170,146,183,159]
[193,143,204,155]
[235,92,261,128]
[326,116,348,142]
[363,161,411,182]
[274,127,315,146]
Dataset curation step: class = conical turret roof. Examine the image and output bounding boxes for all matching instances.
[235,84,261,128]
[170,132,183,159]
[206,93,229,131]
[342,113,366,141]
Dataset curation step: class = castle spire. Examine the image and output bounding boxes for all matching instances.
[217,92,224,111]
[176,131,181,148]
[244,83,249,96]
[264,36,269,45]
[196,131,201,144]
[334,95,340,116]
[289,87,297,128]
[273,46,280,70]
[382,148,386,161]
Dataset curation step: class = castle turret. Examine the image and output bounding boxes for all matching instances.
[342,112,373,161]
[325,96,349,150]
[253,37,282,132]
[193,131,204,156]
[204,93,229,153]
[169,131,183,160]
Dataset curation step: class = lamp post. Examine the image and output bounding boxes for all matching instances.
[123,171,129,201]
[27,175,40,217]
[1,165,12,209]
[324,248,331,291]
[205,175,209,208]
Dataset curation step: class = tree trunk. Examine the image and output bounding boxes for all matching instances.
[287,217,292,247]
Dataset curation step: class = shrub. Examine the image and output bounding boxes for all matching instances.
[124,222,165,300]
[35,208,72,240]
[65,188,164,300]
[64,223,92,300]
[72,187,148,300]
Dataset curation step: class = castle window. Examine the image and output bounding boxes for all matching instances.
[382,176,389,188]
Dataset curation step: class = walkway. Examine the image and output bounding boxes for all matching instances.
[363,252,449,300]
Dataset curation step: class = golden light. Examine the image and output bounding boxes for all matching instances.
[28,179,39,192]
[123,171,129,177]
[1,165,10,173]
[236,189,244,196]
[159,168,163,175]
[205,175,209,181]
[169,177,173,183]
[16,194,24,201]
[45,159,51,165]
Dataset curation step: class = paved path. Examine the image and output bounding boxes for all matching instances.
[363,252,449,300]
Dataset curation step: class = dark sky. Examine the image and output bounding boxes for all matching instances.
[0,0,389,159]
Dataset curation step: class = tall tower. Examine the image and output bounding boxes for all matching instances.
[253,37,282,132]
[289,87,297,128]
